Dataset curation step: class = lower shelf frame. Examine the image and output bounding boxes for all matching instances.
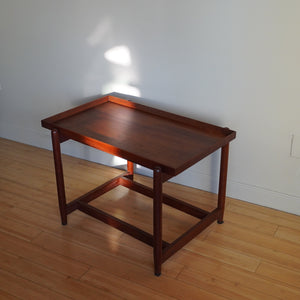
[62,172,220,275]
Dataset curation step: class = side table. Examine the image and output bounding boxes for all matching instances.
[41,93,236,276]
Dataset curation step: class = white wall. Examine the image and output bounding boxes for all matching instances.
[0,0,299,214]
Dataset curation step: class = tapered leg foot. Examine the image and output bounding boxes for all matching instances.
[153,167,163,277]
[52,129,68,227]
[217,144,229,227]
[155,272,161,277]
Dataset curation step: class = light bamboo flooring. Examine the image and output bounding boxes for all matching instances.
[1,137,300,299]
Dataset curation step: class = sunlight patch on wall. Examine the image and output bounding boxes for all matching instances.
[104,45,131,67]
[102,45,140,97]
[112,156,127,167]
[102,82,140,97]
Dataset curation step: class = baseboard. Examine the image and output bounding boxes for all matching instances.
[135,165,300,216]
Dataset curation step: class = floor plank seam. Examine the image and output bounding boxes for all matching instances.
[0,267,73,300]
[0,287,24,300]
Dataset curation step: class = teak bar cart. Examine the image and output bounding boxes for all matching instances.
[41,93,236,276]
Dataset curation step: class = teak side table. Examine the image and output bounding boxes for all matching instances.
[41,93,236,276]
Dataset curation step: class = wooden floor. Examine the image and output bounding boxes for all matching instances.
[1,138,300,299]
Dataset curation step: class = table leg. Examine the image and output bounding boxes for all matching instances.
[127,161,134,180]
[51,129,67,225]
[217,143,229,224]
[153,167,163,276]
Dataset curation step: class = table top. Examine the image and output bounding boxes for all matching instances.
[42,93,236,176]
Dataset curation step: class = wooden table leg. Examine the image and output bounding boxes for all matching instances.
[127,161,134,180]
[51,129,67,225]
[217,143,229,224]
[153,167,163,276]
